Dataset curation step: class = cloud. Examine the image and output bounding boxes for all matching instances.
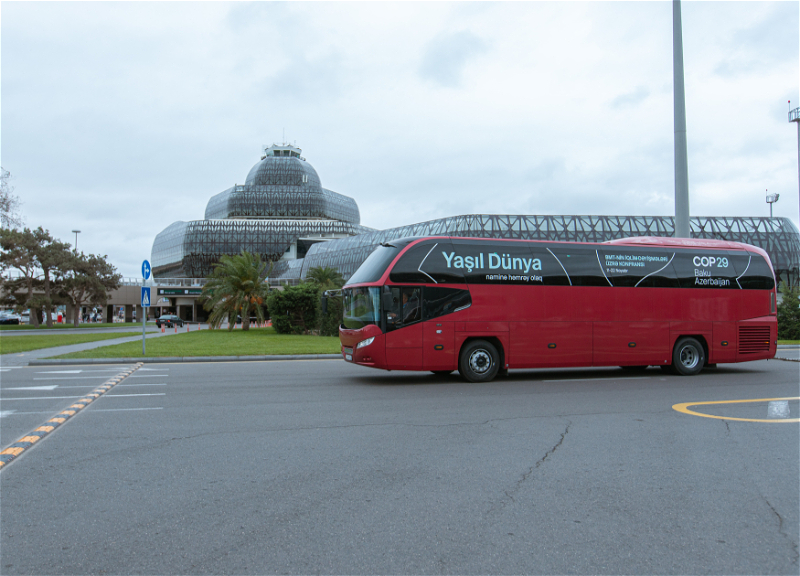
[611,86,650,109]
[418,31,488,88]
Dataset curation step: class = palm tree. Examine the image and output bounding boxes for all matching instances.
[201,251,272,331]
[306,266,344,289]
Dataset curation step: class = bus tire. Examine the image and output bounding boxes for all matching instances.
[672,337,705,376]
[431,370,453,376]
[459,340,500,383]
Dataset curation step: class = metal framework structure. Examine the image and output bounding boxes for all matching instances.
[151,144,368,278]
[152,219,371,278]
[204,185,360,222]
[295,214,800,286]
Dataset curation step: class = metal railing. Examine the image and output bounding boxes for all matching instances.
[789,107,800,123]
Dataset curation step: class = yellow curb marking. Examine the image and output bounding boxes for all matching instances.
[672,397,800,423]
[1,363,145,471]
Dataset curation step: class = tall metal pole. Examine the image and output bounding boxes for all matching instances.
[673,0,691,238]
[793,108,800,228]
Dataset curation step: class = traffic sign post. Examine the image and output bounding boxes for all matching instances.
[141,261,151,355]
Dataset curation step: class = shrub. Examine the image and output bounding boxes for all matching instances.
[777,285,800,340]
[267,283,320,334]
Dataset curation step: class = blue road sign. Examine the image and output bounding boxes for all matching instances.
[141,287,151,308]
[142,260,151,280]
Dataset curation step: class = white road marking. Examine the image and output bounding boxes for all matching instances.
[4,407,164,415]
[0,410,17,418]
[3,393,166,400]
[56,383,166,388]
[37,370,83,374]
[90,407,164,412]
[137,368,169,371]
[103,393,166,397]
[3,385,59,391]
[34,376,118,381]
[128,375,166,378]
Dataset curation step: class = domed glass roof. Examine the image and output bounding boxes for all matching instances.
[203,144,361,223]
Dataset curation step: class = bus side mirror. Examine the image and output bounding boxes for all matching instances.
[321,296,328,315]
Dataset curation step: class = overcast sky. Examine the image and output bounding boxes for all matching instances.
[2,1,798,278]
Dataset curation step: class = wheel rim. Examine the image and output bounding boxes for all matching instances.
[469,349,493,374]
[680,345,699,369]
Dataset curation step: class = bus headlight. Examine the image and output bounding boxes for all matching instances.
[356,337,375,349]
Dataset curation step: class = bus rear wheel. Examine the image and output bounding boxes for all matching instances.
[459,340,499,383]
[672,337,705,376]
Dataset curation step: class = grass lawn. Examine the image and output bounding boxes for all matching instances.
[778,340,800,345]
[51,327,342,359]
[0,323,134,331]
[1,332,141,354]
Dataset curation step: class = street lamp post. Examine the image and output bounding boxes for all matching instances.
[766,192,779,218]
[71,229,81,253]
[790,105,800,232]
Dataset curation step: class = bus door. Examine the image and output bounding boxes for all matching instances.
[384,286,424,370]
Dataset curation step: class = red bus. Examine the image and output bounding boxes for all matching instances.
[338,236,777,382]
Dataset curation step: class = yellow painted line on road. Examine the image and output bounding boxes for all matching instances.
[672,397,800,423]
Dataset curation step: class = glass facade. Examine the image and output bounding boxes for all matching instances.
[151,144,370,278]
[297,215,800,287]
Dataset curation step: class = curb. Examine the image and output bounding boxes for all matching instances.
[30,354,342,366]
[0,363,144,469]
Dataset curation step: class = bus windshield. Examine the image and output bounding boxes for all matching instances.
[346,245,401,285]
[342,287,381,329]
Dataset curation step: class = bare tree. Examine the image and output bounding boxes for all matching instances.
[0,168,23,230]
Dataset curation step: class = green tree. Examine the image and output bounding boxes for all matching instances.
[60,252,122,327]
[0,227,39,324]
[777,284,800,340]
[267,282,320,334]
[200,251,271,331]
[306,266,344,288]
[34,231,72,327]
[306,266,345,336]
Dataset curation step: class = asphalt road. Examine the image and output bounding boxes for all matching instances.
[1,359,798,575]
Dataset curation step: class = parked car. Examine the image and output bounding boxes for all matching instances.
[156,314,184,328]
[0,311,21,325]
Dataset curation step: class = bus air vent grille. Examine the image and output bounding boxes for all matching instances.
[738,326,771,354]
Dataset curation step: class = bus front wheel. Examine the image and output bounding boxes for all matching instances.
[672,337,705,376]
[459,340,499,383]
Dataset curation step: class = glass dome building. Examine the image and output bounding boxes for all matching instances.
[151,144,373,278]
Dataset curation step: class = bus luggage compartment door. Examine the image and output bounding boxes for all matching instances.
[510,322,592,368]
[423,321,455,371]
[593,322,670,366]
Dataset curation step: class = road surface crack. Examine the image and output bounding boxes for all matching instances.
[765,497,799,567]
[485,420,572,517]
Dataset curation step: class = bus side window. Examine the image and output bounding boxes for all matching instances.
[384,286,422,330]
[423,287,472,320]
